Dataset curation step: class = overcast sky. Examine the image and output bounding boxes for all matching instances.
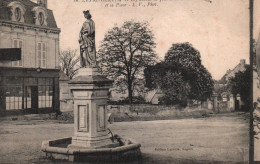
[47,0,249,80]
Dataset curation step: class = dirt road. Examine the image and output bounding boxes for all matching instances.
[0,112,249,163]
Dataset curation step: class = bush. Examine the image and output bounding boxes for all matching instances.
[109,96,147,105]
[159,96,188,108]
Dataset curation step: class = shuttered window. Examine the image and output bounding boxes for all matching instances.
[37,42,46,68]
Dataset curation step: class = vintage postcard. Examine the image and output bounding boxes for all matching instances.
[0,0,251,163]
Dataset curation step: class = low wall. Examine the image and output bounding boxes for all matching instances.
[60,100,73,112]
[107,104,219,122]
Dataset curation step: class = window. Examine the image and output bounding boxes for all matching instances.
[37,42,46,68]
[38,78,53,108]
[14,7,21,21]
[12,39,23,67]
[7,1,26,23]
[5,77,23,110]
[38,12,44,25]
[32,6,47,26]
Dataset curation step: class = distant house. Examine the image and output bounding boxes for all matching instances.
[145,89,163,105]
[220,59,248,83]
[214,59,249,111]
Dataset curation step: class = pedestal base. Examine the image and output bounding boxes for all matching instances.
[41,136,142,163]
[68,135,117,149]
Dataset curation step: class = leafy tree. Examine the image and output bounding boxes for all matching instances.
[164,42,214,101]
[97,21,158,103]
[60,49,80,79]
[159,71,191,106]
[227,66,250,110]
[144,42,214,104]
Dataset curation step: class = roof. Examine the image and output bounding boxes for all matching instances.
[0,0,58,28]
[219,59,249,83]
[145,89,163,102]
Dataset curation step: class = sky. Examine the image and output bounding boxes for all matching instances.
[46,0,249,80]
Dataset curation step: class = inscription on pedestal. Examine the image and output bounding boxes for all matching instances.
[97,105,105,131]
[78,105,89,132]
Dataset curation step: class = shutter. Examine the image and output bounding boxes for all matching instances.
[19,40,22,66]
[42,43,46,67]
[14,40,17,48]
[13,40,18,66]
[38,43,41,67]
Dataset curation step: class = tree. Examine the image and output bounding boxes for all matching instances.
[227,66,250,110]
[97,21,158,103]
[144,42,214,104]
[60,49,80,79]
[159,71,191,106]
[164,42,214,101]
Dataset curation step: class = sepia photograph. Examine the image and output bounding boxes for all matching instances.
[0,0,251,163]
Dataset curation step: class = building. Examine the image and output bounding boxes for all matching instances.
[145,89,163,105]
[214,59,249,111]
[0,0,60,115]
[220,59,248,83]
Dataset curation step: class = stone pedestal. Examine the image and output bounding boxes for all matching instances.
[68,67,114,148]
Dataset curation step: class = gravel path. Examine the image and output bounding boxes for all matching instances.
[0,112,249,163]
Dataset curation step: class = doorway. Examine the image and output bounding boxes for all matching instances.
[24,86,38,113]
[31,86,38,113]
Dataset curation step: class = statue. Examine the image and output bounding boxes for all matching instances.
[79,10,97,67]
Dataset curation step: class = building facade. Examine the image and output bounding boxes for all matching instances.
[0,0,60,115]
[222,59,247,82]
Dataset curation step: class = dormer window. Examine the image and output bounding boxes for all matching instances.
[14,7,21,21]
[32,6,48,26]
[38,12,44,25]
[7,1,26,23]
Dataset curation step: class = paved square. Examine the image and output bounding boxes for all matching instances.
[0,112,249,163]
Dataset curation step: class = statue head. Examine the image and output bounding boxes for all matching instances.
[83,10,91,19]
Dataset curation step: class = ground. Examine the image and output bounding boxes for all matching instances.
[0,112,249,163]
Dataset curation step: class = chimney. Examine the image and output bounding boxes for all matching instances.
[226,69,231,74]
[240,59,245,66]
[37,0,47,8]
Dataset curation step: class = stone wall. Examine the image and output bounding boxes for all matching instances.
[208,94,237,112]
[59,81,73,112]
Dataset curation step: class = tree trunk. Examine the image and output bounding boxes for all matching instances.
[128,85,133,104]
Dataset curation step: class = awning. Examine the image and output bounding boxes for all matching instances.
[0,48,21,61]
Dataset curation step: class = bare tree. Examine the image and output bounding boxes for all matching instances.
[98,20,158,103]
[59,49,80,79]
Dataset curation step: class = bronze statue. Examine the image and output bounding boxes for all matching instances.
[79,10,96,67]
